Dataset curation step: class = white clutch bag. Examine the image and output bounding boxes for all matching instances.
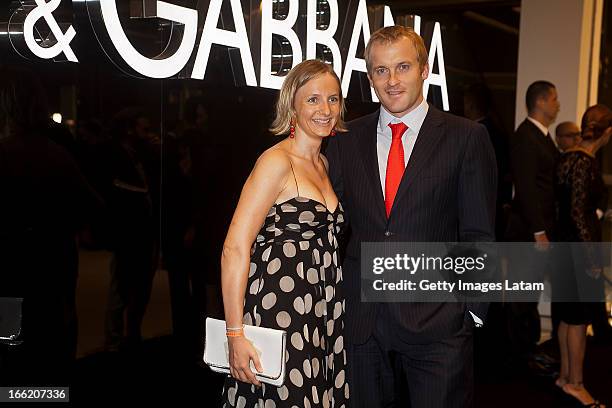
[203,317,287,386]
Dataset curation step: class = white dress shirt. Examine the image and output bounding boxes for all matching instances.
[527,116,559,149]
[526,116,549,137]
[377,99,429,198]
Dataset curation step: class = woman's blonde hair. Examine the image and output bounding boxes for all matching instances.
[269,59,346,136]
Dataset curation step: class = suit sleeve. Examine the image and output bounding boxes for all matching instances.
[457,124,497,243]
[510,132,545,234]
[457,124,497,322]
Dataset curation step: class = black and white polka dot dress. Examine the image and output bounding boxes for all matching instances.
[222,196,348,408]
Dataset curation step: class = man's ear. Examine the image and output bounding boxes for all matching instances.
[421,63,430,80]
[367,73,374,88]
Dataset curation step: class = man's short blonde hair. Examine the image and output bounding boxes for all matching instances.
[365,26,429,74]
[270,59,346,136]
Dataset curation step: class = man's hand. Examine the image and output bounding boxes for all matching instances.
[534,233,550,251]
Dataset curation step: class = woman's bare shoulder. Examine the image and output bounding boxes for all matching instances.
[252,142,292,176]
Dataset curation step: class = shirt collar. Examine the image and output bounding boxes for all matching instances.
[378,98,429,137]
[527,116,549,136]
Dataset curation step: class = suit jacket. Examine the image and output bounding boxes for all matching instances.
[507,119,559,240]
[325,106,497,345]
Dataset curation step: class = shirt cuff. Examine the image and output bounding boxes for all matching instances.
[533,231,546,236]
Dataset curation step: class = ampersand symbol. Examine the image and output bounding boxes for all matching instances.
[24,0,78,62]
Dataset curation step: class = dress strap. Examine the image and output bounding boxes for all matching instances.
[288,158,300,197]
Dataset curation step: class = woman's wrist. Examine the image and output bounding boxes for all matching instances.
[226,322,245,337]
[226,329,244,337]
[227,331,245,340]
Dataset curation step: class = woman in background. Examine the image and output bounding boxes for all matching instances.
[554,104,611,408]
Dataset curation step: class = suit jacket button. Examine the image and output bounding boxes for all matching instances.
[384,231,391,237]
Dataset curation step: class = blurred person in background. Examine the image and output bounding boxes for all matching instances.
[506,81,560,369]
[553,104,612,408]
[555,121,581,152]
[162,116,198,361]
[0,66,103,383]
[100,107,160,352]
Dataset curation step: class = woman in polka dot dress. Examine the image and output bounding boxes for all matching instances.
[220,60,349,408]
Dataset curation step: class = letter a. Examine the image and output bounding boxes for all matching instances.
[192,0,257,86]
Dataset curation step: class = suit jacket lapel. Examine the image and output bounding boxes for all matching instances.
[357,109,387,222]
[390,106,445,217]
[525,119,559,156]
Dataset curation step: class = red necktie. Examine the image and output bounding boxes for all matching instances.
[385,122,408,217]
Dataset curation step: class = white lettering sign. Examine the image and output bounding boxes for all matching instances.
[260,0,303,89]
[423,22,449,111]
[306,0,342,80]
[191,0,257,86]
[14,0,450,109]
[97,1,197,78]
[341,0,376,101]
[24,0,78,62]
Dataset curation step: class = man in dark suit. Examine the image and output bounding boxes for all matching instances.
[505,81,560,362]
[507,81,560,243]
[326,26,496,408]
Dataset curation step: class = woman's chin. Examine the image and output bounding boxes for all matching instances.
[304,128,332,138]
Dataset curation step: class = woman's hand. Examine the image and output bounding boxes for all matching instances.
[227,336,263,386]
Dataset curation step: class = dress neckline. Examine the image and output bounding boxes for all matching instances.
[274,196,341,215]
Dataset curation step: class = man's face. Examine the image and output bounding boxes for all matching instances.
[555,123,580,151]
[539,88,560,123]
[134,117,151,140]
[368,37,429,118]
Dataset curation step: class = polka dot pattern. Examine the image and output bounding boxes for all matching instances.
[222,198,347,407]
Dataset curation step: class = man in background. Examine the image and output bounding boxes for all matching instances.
[506,80,560,369]
[555,121,581,152]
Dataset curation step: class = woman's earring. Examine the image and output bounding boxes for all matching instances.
[289,122,296,138]
[330,129,337,137]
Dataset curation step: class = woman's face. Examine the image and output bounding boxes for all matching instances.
[293,72,341,139]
